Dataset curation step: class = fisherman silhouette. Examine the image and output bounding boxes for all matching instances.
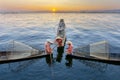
[55,41,64,63]
[45,54,54,66]
[65,55,73,68]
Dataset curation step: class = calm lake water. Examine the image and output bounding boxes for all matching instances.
[0,13,120,80]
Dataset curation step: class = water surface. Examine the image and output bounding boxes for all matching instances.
[0,13,120,80]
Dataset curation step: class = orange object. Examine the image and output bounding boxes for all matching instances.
[45,42,52,54]
[56,38,63,47]
[66,44,73,54]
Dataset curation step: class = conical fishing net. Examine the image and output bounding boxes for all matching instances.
[0,40,41,60]
[74,41,109,59]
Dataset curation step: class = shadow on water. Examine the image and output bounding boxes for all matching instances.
[64,55,108,71]
[45,46,73,68]
[45,47,66,65]
[45,54,54,66]
[8,59,38,72]
[56,47,64,63]
[79,60,108,72]
[0,45,119,73]
[2,55,109,73]
[2,52,118,74]
[65,55,73,68]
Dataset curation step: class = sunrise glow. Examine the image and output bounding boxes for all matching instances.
[0,0,120,12]
[52,8,56,12]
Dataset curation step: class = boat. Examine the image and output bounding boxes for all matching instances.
[56,19,66,47]
[68,41,120,65]
[69,53,120,65]
[55,19,67,54]
[0,51,46,64]
[0,41,47,64]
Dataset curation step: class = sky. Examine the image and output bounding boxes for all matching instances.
[0,0,120,12]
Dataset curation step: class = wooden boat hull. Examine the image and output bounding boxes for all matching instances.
[0,51,47,64]
[56,32,66,47]
[56,19,66,47]
[67,54,120,65]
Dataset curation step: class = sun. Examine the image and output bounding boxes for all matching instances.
[52,8,56,12]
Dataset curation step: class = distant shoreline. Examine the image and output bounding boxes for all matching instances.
[0,11,120,14]
[1,9,120,14]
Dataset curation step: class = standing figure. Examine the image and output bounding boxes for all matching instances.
[55,36,64,62]
[55,36,63,47]
[66,41,73,55]
[45,39,53,54]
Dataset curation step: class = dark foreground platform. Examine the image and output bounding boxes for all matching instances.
[67,54,120,65]
[0,51,47,64]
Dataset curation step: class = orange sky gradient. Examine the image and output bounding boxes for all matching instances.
[0,0,120,12]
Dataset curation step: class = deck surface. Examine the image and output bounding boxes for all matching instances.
[0,52,46,64]
[69,53,120,65]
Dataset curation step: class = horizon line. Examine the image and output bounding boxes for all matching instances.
[0,9,120,13]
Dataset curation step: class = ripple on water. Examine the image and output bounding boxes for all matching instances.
[0,13,120,80]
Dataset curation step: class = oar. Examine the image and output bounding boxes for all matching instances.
[49,48,54,77]
[52,44,58,50]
